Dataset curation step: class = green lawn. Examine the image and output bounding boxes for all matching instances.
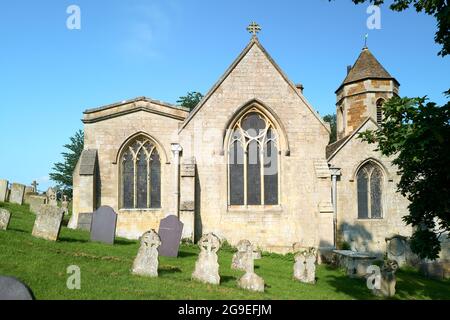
[0,202,449,300]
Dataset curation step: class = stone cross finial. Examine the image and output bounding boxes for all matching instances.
[31,181,39,193]
[247,22,261,37]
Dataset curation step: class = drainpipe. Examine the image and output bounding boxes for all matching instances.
[330,167,341,248]
[171,143,183,218]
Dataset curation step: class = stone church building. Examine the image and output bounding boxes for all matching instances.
[70,29,411,255]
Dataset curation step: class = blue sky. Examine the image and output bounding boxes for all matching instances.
[0,0,448,192]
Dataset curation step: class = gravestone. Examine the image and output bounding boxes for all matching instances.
[372,260,399,297]
[0,180,9,202]
[158,215,184,257]
[90,206,117,245]
[132,230,161,277]
[47,188,57,206]
[237,242,265,292]
[32,205,64,241]
[9,183,26,205]
[29,195,47,214]
[293,247,317,284]
[0,209,11,230]
[232,240,259,271]
[61,195,69,216]
[0,276,34,300]
[23,186,35,204]
[386,235,407,266]
[77,212,93,232]
[192,233,221,285]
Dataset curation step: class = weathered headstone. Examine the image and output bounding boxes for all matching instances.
[158,215,184,257]
[0,209,11,230]
[237,243,265,292]
[61,195,69,216]
[0,276,34,300]
[90,206,117,245]
[293,246,317,284]
[372,260,399,297]
[46,187,57,206]
[29,195,47,214]
[32,205,64,241]
[386,235,407,266]
[77,212,93,232]
[232,240,258,271]
[132,230,161,277]
[9,183,26,205]
[192,233,221,285]
[0,180,9,202]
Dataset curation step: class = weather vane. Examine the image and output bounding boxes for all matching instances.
[247,22,261,37]
[364,33,369,49]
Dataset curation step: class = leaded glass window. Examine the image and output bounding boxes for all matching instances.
[121,138,161,209]
[228,109,279,206]
[357,162,383,219]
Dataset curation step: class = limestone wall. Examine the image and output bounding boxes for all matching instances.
[329,120,412,255]
[179,42,332,253]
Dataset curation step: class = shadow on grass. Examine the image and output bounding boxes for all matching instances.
[221,275,237,284]
[159,266,182,275]
[178,251,197,258]
[394,269,450,300]
[322,266,374,300]
[114,239,136,246]
[59,237,89,244]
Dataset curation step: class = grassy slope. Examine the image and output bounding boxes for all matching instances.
[0,202,449,300]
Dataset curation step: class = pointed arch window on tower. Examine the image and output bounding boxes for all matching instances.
[120,138,161,209]
[357,162,383,219]
[376,99,384,125]
[228,109,279,206]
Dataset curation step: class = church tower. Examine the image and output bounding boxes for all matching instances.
[335,47,399,139]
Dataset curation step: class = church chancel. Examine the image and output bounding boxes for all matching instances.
[71,23,411,255]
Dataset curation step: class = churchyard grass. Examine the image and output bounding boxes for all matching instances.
[0,202,449,300]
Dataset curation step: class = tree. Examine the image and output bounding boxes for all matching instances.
[330,0,450,56]
[177,92,204,111]
[324,114,337,143]
[359,96,450,260]
[49,129,84,198]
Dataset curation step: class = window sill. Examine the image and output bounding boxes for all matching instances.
[119,208,162,212]
[227,205,283,213]
[356,218,384,221]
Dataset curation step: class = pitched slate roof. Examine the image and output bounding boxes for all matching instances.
[336,48,398,93]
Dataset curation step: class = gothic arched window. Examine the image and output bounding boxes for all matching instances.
[376,99,384,125]
[357,162,383,219]
[121,137,161,209]
[228,109,279,206]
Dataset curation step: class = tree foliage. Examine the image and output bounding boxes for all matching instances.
[49,129,84,198]
[359,96,450,260]
[331,0,450,57]
[177,92,204,111]
[324,114,337,143]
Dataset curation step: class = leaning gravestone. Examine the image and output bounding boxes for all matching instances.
[293,246,317,284]
[90,206,117,245]
[77,212,93,232]
[9,183,26,205]
[0,180,8,202]
[132,230,161,277]
[237,242,265,292]
[32,205,65,241]
[372,260,399,297]
[158,215,184,257]
[29,195,47,214]
[192,233,221,285]
[0,276,34,300]
[0,209,11,230]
